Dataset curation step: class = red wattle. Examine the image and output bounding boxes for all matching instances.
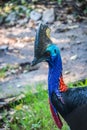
[49,100,63,129]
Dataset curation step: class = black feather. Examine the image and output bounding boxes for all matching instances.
[51,86,87,130]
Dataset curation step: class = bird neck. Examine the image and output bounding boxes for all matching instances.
[48,55,68,98]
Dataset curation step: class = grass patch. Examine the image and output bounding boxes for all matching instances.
[0,65,10,78]
[68,79,87,88]
[0,69,6,78]
[0,67,7,78]
[0,64,19,79]
[3,85,68,130]
[2,79,87,130]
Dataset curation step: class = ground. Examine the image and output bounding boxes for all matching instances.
[0,20,87,98]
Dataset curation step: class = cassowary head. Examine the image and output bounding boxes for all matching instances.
[31,23,60,66]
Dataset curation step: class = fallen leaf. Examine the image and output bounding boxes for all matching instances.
[70,55,77,60]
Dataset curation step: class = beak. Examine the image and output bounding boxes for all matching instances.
[31,58,38,66]
[31,57,45,66]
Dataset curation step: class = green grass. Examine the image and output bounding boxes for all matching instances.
[3,84,68,130]
[0,64,18,79]
[3,79,87,130]
[0,65,10,78]
[0,70,5,78]
[57,0,62,5]
[0,67,7,78]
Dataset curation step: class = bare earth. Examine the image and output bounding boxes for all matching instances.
[0,21,87,98]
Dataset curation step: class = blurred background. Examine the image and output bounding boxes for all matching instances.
[0,0,87,97]
[0,0,87,129]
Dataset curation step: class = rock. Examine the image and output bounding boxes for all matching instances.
[28,19,36,28]
[23,70,28,73]
[67,15,76,24]
[70,55,77,60]
[0,97,16,108]
[0,45,8,51]
[5,12,18,23]
[0,102,6,105]
[17,84,22,88]
[55,24,79,33]
[0,45,8,54]
[8,46,14,52]
[76,40,82,45]
[64,70,70,75]
[68,25,79,29]
[42,8,55,23]
[11,69,17,74]
[5,71,11,77]
[17,17,29,26]
[30,10,42,21]
[9,109,15,115]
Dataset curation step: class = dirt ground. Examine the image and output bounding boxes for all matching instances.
[0,20,87,98]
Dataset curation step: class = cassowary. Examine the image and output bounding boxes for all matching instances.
[31,23,87,130]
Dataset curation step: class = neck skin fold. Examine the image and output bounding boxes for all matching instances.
[48,54,68,100]
[48,55,62,99]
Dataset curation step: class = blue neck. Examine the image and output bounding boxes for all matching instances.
[48,54,62,99]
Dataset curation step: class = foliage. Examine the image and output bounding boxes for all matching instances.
[57,0,62,5]
[0,0,32,23]
[0,69,6,78]
[68,79,87,88]
[0,66,9,78]
[0,64,17,79]
[3,84,69,130]
[0,0,87,25]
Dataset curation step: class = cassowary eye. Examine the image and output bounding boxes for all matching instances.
[54,49,56,54]
[44,52,50,57]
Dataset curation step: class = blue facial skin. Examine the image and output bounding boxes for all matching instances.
[46,44,62,100]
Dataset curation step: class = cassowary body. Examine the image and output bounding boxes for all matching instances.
[31,23,87,130]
